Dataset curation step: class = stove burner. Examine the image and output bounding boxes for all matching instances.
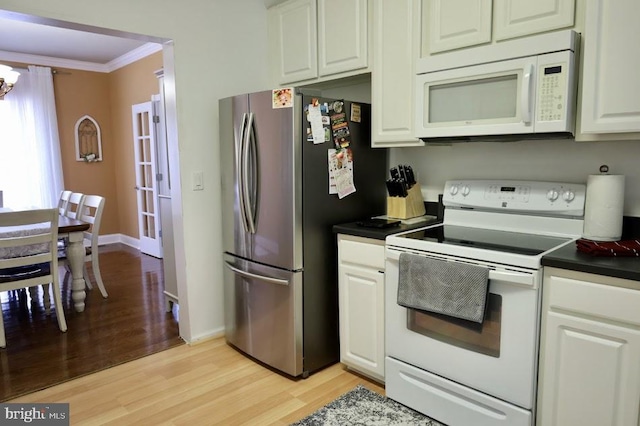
[398,225,573,256]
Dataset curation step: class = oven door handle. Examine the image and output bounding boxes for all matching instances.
[386,249,536,288]
[488,269,535,288]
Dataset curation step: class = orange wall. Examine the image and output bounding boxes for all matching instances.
[8,51,163,238]
[53,68,119,235]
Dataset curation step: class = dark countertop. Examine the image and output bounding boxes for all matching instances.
[542,242,640,282]
[335,211,640,283]
[333,215,440,240]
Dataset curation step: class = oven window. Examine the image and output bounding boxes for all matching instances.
[407,293,502,357]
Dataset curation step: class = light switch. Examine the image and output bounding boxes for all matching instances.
[193,171,204,191]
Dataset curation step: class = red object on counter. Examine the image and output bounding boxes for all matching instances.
[576,239,640,257]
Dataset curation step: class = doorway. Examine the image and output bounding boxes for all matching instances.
[0,10,186,364]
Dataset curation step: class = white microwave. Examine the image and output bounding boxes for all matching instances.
[415,30,579,141]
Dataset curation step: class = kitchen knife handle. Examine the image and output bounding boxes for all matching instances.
[390,167,400,180]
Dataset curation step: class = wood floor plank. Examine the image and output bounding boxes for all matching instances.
[5,245,387,424]
[9,337,386,425]
[0,243,182,402]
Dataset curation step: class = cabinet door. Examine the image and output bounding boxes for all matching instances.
[538,312,640,426]
[493,0,575,41]
[538,269,640,426]
[580,0,640,134]
[338,263,385,382]
[317,0,368,77]
[428,0,492,53]
[272,0,318,85]
[371,0,424,147]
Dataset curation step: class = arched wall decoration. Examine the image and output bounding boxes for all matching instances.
[74,115,103,162]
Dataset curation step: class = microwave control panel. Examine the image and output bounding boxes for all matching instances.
[537,62,568,122]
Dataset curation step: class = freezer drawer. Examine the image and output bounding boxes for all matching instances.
[223,253,303,377]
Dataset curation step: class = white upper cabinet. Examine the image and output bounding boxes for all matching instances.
[428,0,492,53]
[579,0,640,134]
[371,0,424,147]
[269,0,369,86]
[318,0,368,77]
[270,0,318,85]
[493,0,576,41]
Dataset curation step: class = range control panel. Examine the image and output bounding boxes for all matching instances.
[443,180,586,216]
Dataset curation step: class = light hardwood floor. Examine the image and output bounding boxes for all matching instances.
[9,337,385,425]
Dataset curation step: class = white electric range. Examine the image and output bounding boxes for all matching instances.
[385,179,586,426]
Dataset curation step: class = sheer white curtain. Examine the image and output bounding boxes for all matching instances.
[0,65,64,209]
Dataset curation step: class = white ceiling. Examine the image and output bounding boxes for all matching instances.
[0,15,163,72]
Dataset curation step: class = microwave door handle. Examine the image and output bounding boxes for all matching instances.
[521,64,534,124]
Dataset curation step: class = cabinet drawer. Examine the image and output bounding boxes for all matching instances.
[338,235,385,270]
[546,270,640,326]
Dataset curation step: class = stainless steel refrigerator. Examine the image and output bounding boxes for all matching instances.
[219,88,387,378]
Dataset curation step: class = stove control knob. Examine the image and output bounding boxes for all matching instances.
[461,185,471,196]
[546,189,559,201]
[449,185,459,196]
[562,190,576,202]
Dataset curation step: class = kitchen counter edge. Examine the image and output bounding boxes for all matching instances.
[542,242,640,283]
[333,216,439,240]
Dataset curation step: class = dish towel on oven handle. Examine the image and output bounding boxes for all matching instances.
[397,252,490,324]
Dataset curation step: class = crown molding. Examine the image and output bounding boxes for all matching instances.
[105,42,163,72]
[0,42,162,73]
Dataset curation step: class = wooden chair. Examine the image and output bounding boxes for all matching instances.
[61,195,108,298]
[57,190,72,215]
[0,208,67,348]
[63,192,84,219]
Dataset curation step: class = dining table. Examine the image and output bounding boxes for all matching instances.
[0,207,91,313]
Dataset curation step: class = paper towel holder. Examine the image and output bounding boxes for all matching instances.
[583,164,625,241]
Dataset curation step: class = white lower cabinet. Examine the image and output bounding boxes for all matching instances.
[538,267,640,426]
[337,234,385,382]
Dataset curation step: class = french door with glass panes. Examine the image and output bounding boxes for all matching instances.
[132,101,162,258]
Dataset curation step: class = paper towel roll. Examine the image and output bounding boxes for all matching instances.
[583,174,625,241]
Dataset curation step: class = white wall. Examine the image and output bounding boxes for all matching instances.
[390,138,640,216]
[0,0,271,342]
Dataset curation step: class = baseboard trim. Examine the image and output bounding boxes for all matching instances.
[189,327,226,345]
[98,233,139,249]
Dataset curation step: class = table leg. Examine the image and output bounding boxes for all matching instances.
[67,231,86,312]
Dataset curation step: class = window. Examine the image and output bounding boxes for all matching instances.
[0,66,64,210]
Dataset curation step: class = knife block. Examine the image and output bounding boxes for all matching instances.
[387,184,426,219]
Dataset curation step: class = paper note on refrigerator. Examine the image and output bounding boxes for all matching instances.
[308,104,325,144]
[328,149,356,198]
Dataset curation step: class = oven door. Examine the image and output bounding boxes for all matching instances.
[385,247,541,410]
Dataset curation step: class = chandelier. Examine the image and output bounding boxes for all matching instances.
[0,64,20,99]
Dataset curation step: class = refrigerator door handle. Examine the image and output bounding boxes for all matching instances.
[242,112,257,234]
[238,113,250,233]
[224,261,289,286]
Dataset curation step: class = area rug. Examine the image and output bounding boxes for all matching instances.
[291,385,443,426]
